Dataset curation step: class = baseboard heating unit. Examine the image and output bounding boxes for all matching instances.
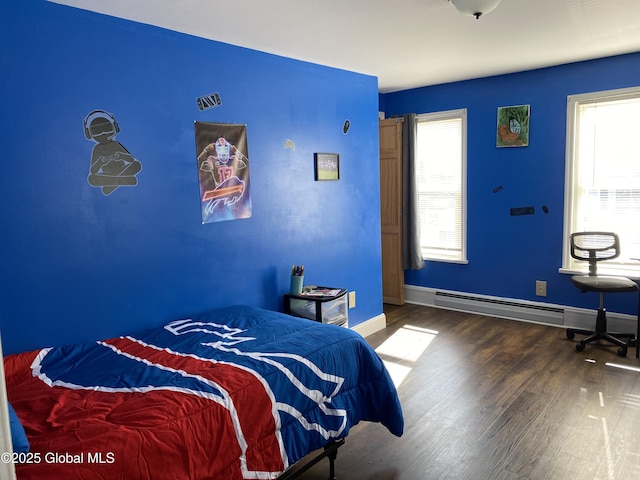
[433,290,564,325]
[403,285,637,332]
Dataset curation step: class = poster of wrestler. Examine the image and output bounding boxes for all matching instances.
[194,122,252,223]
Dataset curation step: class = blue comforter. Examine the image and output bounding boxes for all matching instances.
[7,305,403,479]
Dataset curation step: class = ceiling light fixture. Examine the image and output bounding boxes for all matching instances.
[448,0,502,19]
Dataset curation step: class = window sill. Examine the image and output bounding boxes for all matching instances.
[559,267,640,281]
[424,257,469,265]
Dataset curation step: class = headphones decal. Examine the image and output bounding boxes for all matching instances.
[83,109,142,195]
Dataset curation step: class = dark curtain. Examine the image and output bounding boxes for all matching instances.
[402,114,425,270]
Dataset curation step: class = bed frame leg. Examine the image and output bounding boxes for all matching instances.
[277,438,345,480]
[327,446,337,480]
[325,437,343,480]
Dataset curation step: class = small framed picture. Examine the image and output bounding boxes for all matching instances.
[497,105,530,147]
[314,153,340,181]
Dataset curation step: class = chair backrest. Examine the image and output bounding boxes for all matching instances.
[570,232,620,276]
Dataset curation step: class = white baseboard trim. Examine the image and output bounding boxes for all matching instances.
[352,313,387,338]
[404,285,638,333]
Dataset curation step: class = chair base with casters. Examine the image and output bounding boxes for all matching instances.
[630,292,640,358]
[566,275,638,357]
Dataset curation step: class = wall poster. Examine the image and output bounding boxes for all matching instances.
[496,105,530,147]
[195,122,252,224]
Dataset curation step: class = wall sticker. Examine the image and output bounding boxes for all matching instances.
[196,92,222,111]
[83,110,142,195]
[195,122,252,224]
[510,206,535,216]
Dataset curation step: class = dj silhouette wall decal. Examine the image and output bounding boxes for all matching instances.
[83,110,142,195]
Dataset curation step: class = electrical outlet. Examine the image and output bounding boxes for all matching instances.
[348,291,356,308]
[535,280,547,297]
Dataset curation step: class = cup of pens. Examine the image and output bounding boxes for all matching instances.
[290,265,304,295]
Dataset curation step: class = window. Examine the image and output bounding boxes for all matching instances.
[415,109,467,263]
[563,86,640,274]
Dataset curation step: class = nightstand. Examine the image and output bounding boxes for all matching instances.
[284,287,348,327]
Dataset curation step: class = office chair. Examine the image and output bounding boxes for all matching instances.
[566,232,638,357]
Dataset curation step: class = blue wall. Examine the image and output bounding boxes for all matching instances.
[0,2,383,355]
[381,52,640,316]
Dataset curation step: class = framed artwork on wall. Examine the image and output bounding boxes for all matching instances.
[497,105,530,147]
[314,153,340,181]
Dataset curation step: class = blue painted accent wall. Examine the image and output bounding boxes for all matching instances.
[0,2,383,355]
[381,52,640,316]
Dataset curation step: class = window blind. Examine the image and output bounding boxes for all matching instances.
[416,110,466,262]
[566,88,640,271]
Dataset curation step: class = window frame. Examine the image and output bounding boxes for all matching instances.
[415,108,468,264]
[562,85,640,278]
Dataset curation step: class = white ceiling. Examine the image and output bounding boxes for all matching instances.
[50,0,640,93]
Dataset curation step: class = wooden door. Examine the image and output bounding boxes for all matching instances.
[379,118,404,305]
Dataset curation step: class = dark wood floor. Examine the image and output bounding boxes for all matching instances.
[289,303,640,480]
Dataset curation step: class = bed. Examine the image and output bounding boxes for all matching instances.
[3,305,403,479]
